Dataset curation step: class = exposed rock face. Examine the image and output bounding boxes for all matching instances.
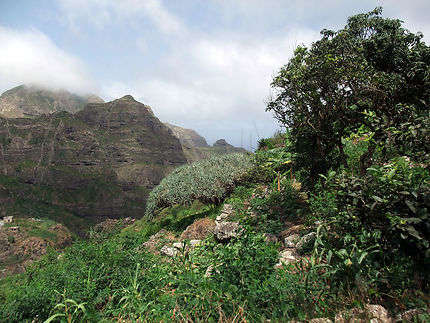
[214,221,240,243]
[0,84,104,118]
[180,218,215,240]
[164,122,209,148]
[0,94,187,229]
[164,124,247,162]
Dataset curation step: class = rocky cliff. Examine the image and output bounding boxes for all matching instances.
[0,94,187,234]
[164,123,246,162]
[0,84,104,118]
[164,122,209,148]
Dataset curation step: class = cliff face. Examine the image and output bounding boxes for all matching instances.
[0,95,186,233]
[0,84,104,118]
[164,122,209,148]
[164,123,247,163]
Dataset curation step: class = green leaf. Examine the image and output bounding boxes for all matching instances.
[405,200,417,214]
[372,195,384,203]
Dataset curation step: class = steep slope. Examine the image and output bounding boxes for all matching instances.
[0,84,104,118]
[0,95,187,235]
[164,123,247,162]
[164,122,209,148]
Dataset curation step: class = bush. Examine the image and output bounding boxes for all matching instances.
[145,153,253,219]
[310,157,430,288]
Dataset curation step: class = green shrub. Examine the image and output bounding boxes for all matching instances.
[310,157,430,288]
[145,153,253,219]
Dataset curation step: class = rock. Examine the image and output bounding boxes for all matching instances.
[284,234,300,248]
[222,204,234,214]
[263,233,278,244]
[19,237,50,260]
[164,123,209,148]
[280,225,302,239]
[216,213,229,223]
[296,232,316,255]
[0,237,10,253]
[160,245,176,257]
[335,304,391,323]
[309,319,333,323]
[181,218,215,240]
[214,221,240,243]
[204,265,214,278]
[0,91,187,234]
[189,240,202,248]
[394,309,424,322]
[275,250,297,268]
[141,229,176,254]
[173,242,187,251]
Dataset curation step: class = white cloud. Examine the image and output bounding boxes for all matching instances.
[101,28,318,146]
[0,26,96,95]
[57,0,185,35]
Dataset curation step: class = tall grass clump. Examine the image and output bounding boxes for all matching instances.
[145,153,253,219]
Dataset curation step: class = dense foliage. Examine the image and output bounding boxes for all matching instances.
[145,153,253,218]
[267,7,430,186]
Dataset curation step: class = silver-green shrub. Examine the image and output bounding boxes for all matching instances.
[145,153,253,219]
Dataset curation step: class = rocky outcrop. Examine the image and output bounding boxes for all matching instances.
[164,124,247,163]
[180,218,215,240]
[0,95,187,228]
[164,122,209,148]
[0,84,103,118]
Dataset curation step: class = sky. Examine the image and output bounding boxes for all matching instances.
[0,1,429,149]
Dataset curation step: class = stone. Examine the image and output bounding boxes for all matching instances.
[189,240,202,248]
[296,232,317,255]
[180,218,215,240]
[309,318,333,323]
[160,245,176,257]
[394,309,424,322]
[263,233,278,244]
[214,221,240,243]
[0,237,10,253]
[275,250,297,268]
[173,242,187,251]
[216,213,229,223]
[284,234,300,248]
[335,304,391,323]
[280,225,302,239]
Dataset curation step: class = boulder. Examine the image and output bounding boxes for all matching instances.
[160,245,176,257]
[394,309,424,322]
[180,218,215,240]
[296,232,316,255]
[263,233,278,244]
[275,249,297,268]
[284,234,300,248]
[214,221,240,243]
[335,304,391,323]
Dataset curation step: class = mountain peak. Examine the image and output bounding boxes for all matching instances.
[119,95,136,101]
[0,84,104,118]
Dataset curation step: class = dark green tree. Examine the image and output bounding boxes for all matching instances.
[267,7,430,186]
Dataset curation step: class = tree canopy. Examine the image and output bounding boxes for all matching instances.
[267,7,430,186]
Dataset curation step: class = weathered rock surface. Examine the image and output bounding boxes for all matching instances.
[0,84,103,118]
[164,122,209,148]
[284,234,300,248]
[296,232,317,255]
[334,304,391,322]
[214,221,240,243]
[276,249,297,268]
[0,94,187,232]
[164,123,247,162]
[180,218,215,240]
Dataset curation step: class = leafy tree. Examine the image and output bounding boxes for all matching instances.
[267,7,430,186]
